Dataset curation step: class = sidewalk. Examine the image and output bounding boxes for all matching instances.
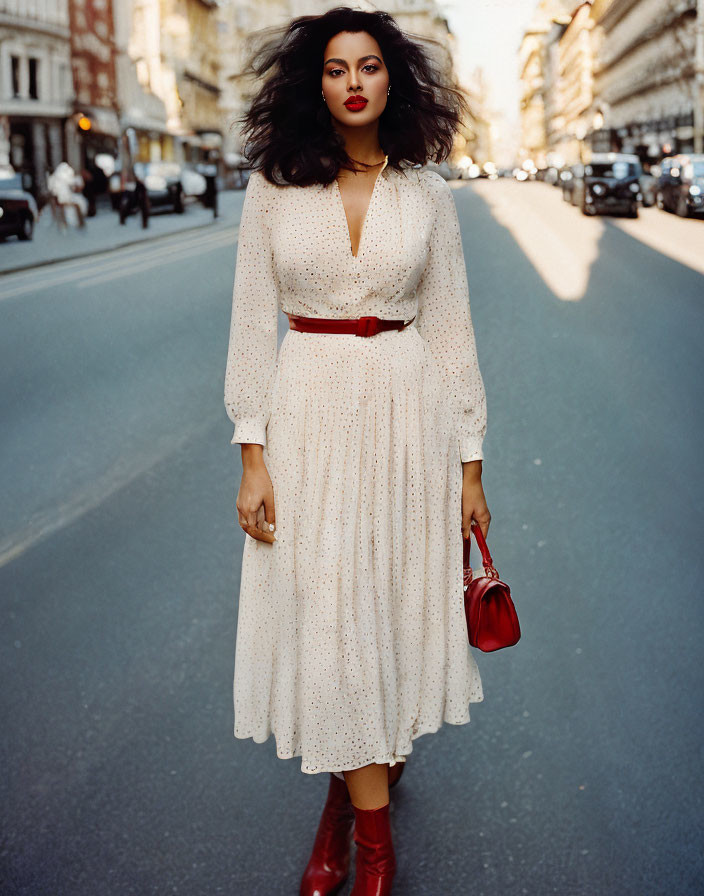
[0,189,245,276]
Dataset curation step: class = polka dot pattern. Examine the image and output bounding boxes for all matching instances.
[224,162,487,775]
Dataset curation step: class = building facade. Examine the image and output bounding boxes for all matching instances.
[0,0,73,194]
[159,0,223,163]
[113,0,170,165]
[518,0,575,167]
[217,0,293,166]
[554,1,594,164]
[519,0,704,167]
[67,0,121,171]
[588,0,703,160]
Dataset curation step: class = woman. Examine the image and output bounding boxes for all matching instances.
[224,7,490,894]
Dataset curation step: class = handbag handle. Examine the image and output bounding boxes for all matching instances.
[463,520,499,580]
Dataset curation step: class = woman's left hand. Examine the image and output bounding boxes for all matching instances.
[461,461,490,540]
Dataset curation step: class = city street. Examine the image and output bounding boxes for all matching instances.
[1,178,702,894]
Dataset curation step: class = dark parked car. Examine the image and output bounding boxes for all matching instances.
[656,154,704,217]
[572,153,642,217]
[0,166,38,240]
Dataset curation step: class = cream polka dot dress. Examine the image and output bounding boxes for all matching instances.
[224,158,487,775]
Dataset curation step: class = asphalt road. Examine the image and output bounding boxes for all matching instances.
[1,179,702,895]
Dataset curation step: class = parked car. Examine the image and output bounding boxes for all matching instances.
[0,165,38,240]
[572,153,642,217]
[133,161,185,213]
[181,165,208,202]
[656,154,704,217]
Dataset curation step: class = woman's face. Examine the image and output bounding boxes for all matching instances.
[321,30,390,126]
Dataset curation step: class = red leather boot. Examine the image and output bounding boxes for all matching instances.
[350,802,396,895]
[300,772,355,896]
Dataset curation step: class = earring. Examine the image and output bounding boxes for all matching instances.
[321,91,326,102]
[387,86,391,95]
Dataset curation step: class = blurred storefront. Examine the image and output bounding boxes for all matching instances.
[0,0,73,199]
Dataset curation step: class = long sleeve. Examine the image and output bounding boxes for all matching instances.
[414,172,487,462]
[224,171,279,447]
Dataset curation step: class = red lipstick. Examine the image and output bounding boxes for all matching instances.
[344,96,368,111]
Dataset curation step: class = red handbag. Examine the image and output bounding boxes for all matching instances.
[463,520,521,652]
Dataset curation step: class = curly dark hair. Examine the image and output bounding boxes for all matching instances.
[234,6,470,186]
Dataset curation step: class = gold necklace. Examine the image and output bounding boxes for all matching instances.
[341,155,387,176]
[348,153,387,167]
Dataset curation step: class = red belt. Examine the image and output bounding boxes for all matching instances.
[287,313,416,337]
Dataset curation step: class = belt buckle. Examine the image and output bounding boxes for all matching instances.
[356,315,380,337]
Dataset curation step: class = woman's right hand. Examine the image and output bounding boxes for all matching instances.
[236,445,276,544]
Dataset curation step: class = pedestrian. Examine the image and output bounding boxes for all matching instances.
[223,8,490,894]
[47,162,87,230]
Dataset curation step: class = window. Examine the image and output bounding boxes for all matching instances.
[11,55,20,97]
[585,161,640,179]
[29,57,39,99]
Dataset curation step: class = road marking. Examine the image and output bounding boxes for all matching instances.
[75,231,237,288]
[0,225,238,300]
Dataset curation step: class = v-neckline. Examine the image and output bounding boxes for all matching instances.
[333,155,389,259]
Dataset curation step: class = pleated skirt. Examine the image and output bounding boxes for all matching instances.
[233,323,483,774]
